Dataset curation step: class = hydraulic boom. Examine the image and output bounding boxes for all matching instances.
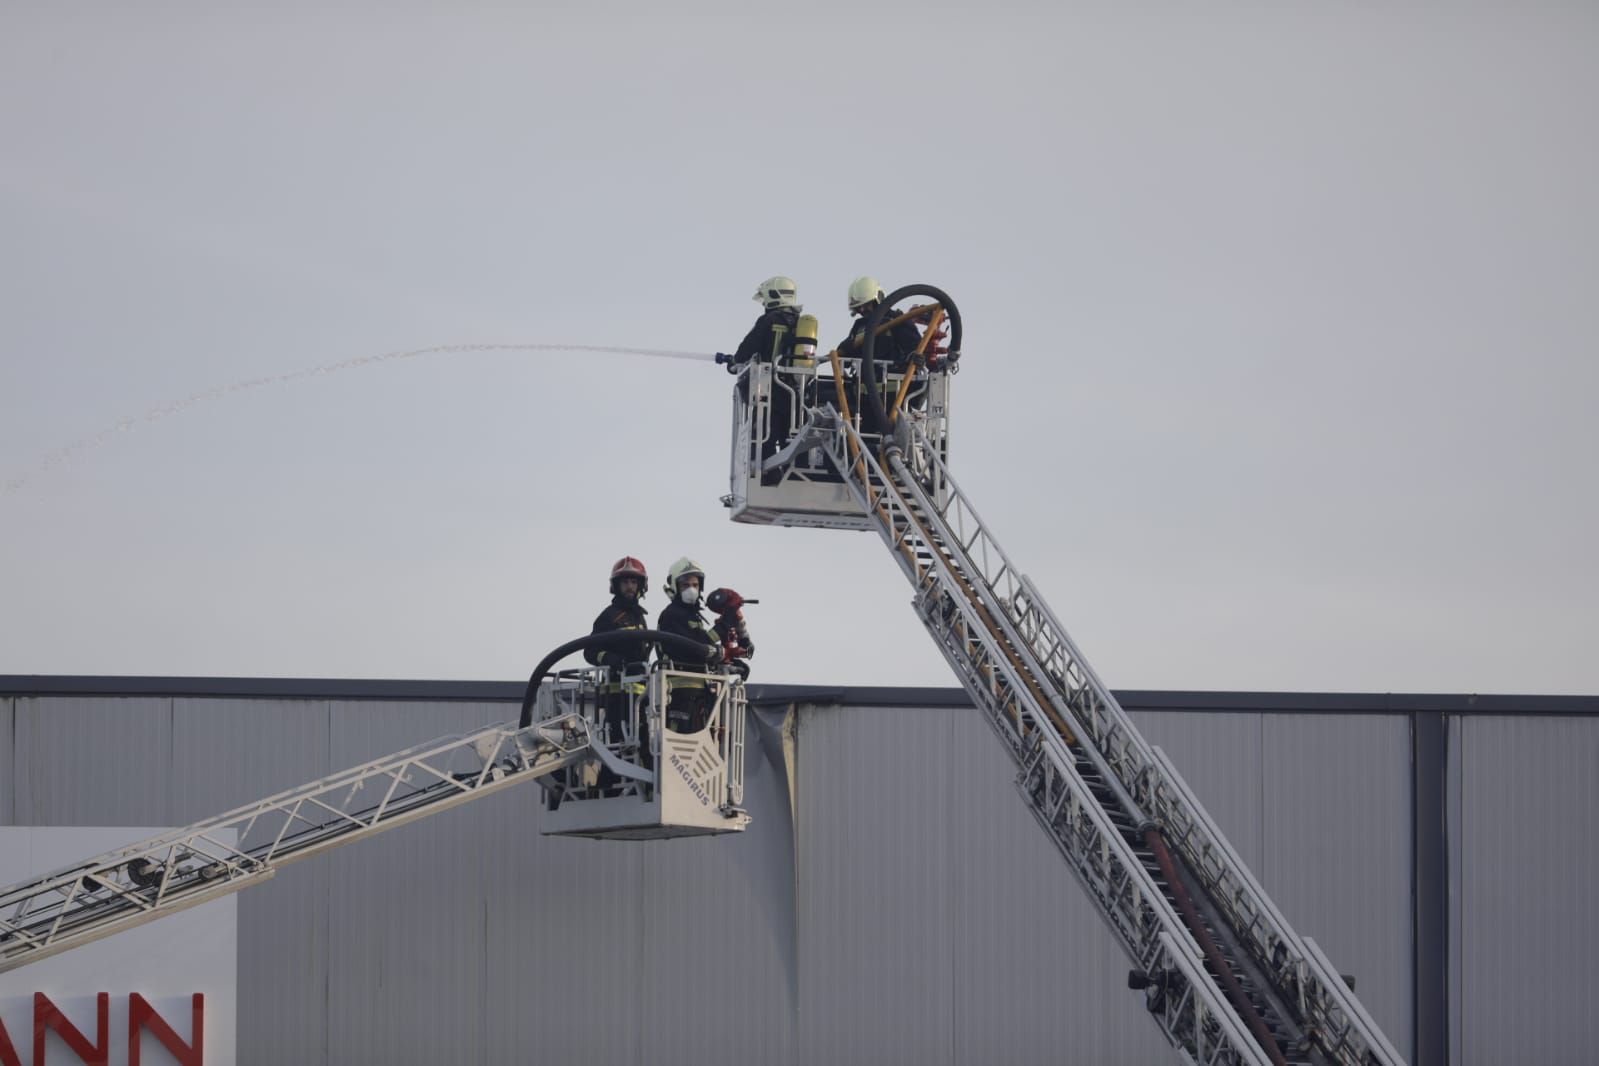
[0,712,597,973]
[745,282,1406,1066]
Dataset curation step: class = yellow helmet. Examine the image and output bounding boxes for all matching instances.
[664,556,706,598]
[753,276,799,310]
[847,275,885,313]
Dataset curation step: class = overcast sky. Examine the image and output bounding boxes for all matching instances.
[3,5,1595,695]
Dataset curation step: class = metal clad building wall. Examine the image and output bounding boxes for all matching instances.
[635,809,796,1066]
[1135,710,1415,1056]
[172,698,333,1065]
[323,700,505,1066]
[485,785,649,1066]
[13,696,173,824]
[796,702,956,1066]
[1453,715,1599,1065]
[1262,714,1413,1056]
[475,743,798,1066]
[950,705,1172,1064]
[11,686,1590,1064]
[1133,711,1267,870]
[0,698,12,825]
[633,708,798,1066]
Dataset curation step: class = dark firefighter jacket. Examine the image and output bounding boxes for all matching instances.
[584,596,651,668]
[731,307,801,368]
[656,599,726,683]
[838,311,924,372]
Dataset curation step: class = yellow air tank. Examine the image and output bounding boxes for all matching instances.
[791,313,819,368]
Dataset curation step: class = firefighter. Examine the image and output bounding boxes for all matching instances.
[837,276,924,434]
[584,556,653,793]
[719,276,811,479]
[656,557,751,734]
[725,275,802,373]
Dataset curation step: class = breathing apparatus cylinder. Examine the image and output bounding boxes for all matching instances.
[791,314,819,368]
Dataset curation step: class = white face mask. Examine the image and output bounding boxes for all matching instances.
[679,585,700,606]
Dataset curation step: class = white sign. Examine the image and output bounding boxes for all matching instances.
[0,828,236,1066]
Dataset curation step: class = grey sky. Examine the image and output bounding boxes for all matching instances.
[3,5,1595,694]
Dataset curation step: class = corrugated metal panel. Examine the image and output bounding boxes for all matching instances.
[172,698,332,1066]
[797,703,956,1066]
[13,689,1573,1064]
[635,706,798,1066]
[1,697,13,825]
[1132,710,1266,871]
[169,698,331,822]
[1447,716,1464,1064]
[637,823,798,1066]
[795,701,1190,1065]
[1262,713,1413,1058]
[12,696,172,824]
[322,700,504,1066]
[1453,715,1599,1065]
[1136,709,1413,1058]
[949,705,1171,1065]
[481,799,648,1066]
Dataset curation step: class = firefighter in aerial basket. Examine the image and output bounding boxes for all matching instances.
[720,274,802,378]
[584,556,654,792]
[715,276,820,481]
[656,557,752,734]
[836,275,925,435]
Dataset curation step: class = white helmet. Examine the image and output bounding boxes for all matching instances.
[847,275,885,313]
[753,276,799,310]
[665,556,706,599]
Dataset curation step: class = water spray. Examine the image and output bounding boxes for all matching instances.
[2,342,714,494]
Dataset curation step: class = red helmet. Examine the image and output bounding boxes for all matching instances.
[610,556,648,596]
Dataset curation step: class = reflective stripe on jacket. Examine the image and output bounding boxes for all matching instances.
[656,599,724,689]
[585,596,650,693]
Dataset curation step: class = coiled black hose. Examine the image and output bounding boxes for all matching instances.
[859,284,963,435]
[518,630,712,728]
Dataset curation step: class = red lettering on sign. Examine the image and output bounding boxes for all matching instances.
[0,1013,22,1066]
[0,994,203,1066]
[32,993,108,1066]
[127,993,201,1066]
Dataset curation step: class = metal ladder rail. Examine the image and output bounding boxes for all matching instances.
[825,423,1272,1066]
[1016,573,1390,1059]
[898,421,1403,1066]
[869,433,1313,1064]
[915,592,1274,1066]
[897,429,1369,1063]
[1011,572,1316,992]
[1151,746,1408,1066]
[1008,560,1394,1065]
[1155,931,1282,1066]
[0,713,595,974]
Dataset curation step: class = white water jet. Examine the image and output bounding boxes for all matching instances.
[3,342,714,494]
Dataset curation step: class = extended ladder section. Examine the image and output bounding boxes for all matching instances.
[0,712,595,973]
[822,414,1405,1066]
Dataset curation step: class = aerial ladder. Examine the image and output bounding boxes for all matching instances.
[4,286,1406,1064]
[0,644,752,974]
[727,284,1406,1066]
